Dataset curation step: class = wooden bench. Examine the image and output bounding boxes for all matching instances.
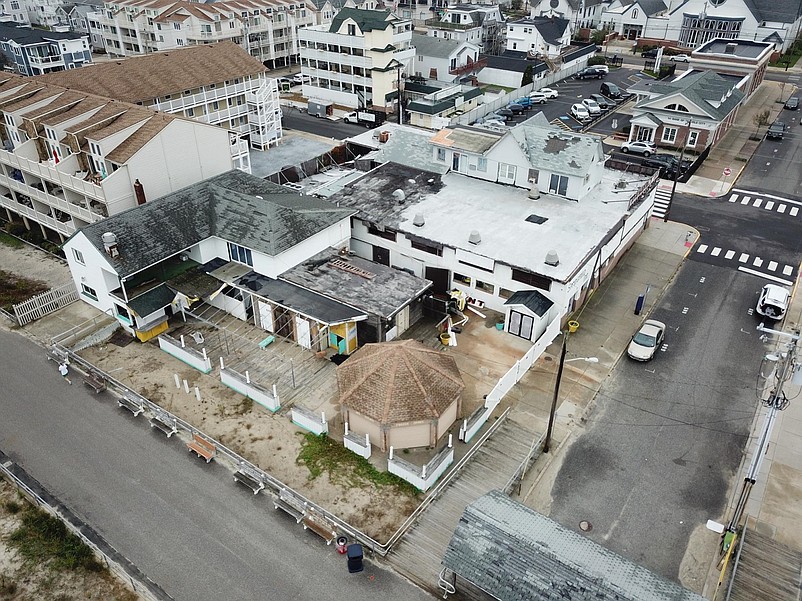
[187,433,216,463]
[118,394,144,417]
[233,467,265,495]
[82,369,107,394]
[273,488,305,522]
[302,514,337,544]
[149,414,177,438]
[46,347,68,363]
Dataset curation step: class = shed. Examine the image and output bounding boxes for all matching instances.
[504,289,554,341]
[337,339,464,451]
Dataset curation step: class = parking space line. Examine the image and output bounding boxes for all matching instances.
[725,250,735,259]
[768,261,778,271]
[697,244,708,253]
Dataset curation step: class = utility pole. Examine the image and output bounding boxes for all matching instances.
[543,330,568,453]
[663,118,691,223]
[726,324,799,536]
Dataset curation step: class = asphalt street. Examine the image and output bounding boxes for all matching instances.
[0,328,433,601]
[281,107,371,140]
[549,259,768,580]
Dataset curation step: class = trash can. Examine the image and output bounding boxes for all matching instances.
[336,536,348,554]
[346,544,364,573]
[634,294,645,315]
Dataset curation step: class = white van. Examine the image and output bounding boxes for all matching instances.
[756,284,790,320]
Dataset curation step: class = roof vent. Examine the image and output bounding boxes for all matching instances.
[545,250,559,266]
[468,230,481,245]
[102,232,119,258]
[724,43,737,54]
[413,213,425,227]
[392,189,406,203]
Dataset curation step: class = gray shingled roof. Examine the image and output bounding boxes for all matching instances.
[127,283,175,317]
[412,33,464,59]
[329,8,394,34]
[73,170,356,278]
[752,0,801,23]
[510,123,603,177]
[635,0,667,16]
[634,70,744,121]
[0,22,85,44]
[443,490,708,601]
[504,289,553,316]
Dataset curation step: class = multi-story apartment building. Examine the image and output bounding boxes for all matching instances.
[87,0,314,67]
[0,0,29,24]
[298,8,414,114]
[55,2,102,47]
[26,0,66,27]
[0,72,233,243]
[36,41,282,171]
[425,5,504,55]
[305,0,381,26]
[0,23,91,75]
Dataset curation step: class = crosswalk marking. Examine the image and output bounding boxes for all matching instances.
[784,265,794,276]
[725,250,735,259]
[753,257,763,267]
[753,198,762,208]
[728,194,737,202]
[697,244,708,253]
[711,247,721,257]
[739,253,749,263]
[778,204,787,213]
[765,201,775,210]
[741,196,751,205]
[693,243,796,281]
[792,208,799,217]
[768,261,778,271]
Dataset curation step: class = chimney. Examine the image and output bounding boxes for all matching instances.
[102,232,120,258]
[468,230,481,245]
[133,179,146,205]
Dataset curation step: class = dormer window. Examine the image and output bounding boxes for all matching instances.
[89,141,102,156]
[348,23,356,35]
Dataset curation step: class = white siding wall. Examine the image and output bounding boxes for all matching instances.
[63,232,118,314]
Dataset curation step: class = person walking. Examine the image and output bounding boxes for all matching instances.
[58,362,72,385]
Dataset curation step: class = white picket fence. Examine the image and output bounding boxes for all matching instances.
[13,282,79,326]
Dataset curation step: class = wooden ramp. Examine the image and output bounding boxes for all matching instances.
[727,525,802,601]
[387,418,537,593]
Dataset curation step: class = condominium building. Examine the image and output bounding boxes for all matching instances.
[0,0,30,25]
[0,23,91,75]
[298,8,414,114]
[87,0,314,67]
[36,41,283,170]
[0,73,233,242]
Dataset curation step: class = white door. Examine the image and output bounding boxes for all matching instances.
[497,163,516,185]
[295,315,312,349]
[258,301,273,332]
[396,305,410,335]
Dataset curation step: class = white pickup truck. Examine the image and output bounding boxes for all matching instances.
[343,111,376,125]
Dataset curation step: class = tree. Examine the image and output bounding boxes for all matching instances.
[521,65,534,87]
[591,28,610,45]
[753,109,770,138]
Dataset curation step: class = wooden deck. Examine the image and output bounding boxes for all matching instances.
[727,525,802,601]
[387,418,538,593]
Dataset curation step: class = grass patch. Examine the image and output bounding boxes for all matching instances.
[0,270,50,311]
[6,506,104,573]
[0,231,23,249]
[770,49,802,68]
[296,433,419,496]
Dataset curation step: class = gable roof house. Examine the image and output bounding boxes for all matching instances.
[506,16,572,60]
[598,0,667,41]
[63,169,368,345]
[425,5,505,55]
[638,0,801,52]
[0,22,91,76]
[0,73,233,244]
[441,490,709,601]
[339,120,659,341]
[411,33,483,83]
[626,69,745,152]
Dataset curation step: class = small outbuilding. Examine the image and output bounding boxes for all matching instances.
[337,339,464,451]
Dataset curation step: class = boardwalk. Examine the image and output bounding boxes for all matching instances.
[388,418,538,593]
[727,525,802,601]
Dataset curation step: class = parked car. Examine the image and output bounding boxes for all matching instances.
[515,96,533,108]
[291,73,311,85]
[784,96,799,110]
[576,67,604,80]
[756,284,791,320]
[589,93,615,110]
[529,92,548,104]
[627,320,666,361]
[592,64,610,74]
[600,82,623,99]
[570,103,591,121]
[276,77,292,88]
[496,107,515,119]
[669,54,690,62]
[642,48,660,58]
[581,98,602,116]
[507,102,525,114]
[642,157,680,179]
[621,140,656,156]
[654,153,692,173]
[483,119,506,128]
[538,88,559,99]
[485,111,509,122]
[767,121,786,140]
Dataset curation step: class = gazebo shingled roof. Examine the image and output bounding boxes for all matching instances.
[337,339,464,424]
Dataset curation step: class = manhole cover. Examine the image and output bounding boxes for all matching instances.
[579,520,592,532]
[544,356,553,362]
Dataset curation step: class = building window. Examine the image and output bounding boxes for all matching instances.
[499,287,514,299]
[475,280,494,293]
[477,157,488,172]
[436,147,446,161]
[347,23,356,35]
[548,174,568,196]
[687,130,699,147]
[662,127,678,143]
[528,168,539,183]
[498,163,516,180]
[228,242,253,266]
[410,238,443,256]
[511,268,551,291]
[632,8,638,17]
[80,283,98,300]
[367,224,397,241]
[665,103,690,112]
[186,107,194,117]
[72,248,84,264]
[115,304,131,323]
[173,22,180,29]
[453,272,471,285]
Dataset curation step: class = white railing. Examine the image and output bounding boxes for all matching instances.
[387,443,454,491]
[220,367,280,412]
[0,148,104,200]
[301,48,370,68]
[153,81,256,114]
[13,282,79,326]
[158,334,212,374]
[291,406,328,435]
[0,196,74,235]
[343,431,371,459]
[0,175,96,223]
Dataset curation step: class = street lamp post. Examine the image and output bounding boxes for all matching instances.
[543,331,598,453]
